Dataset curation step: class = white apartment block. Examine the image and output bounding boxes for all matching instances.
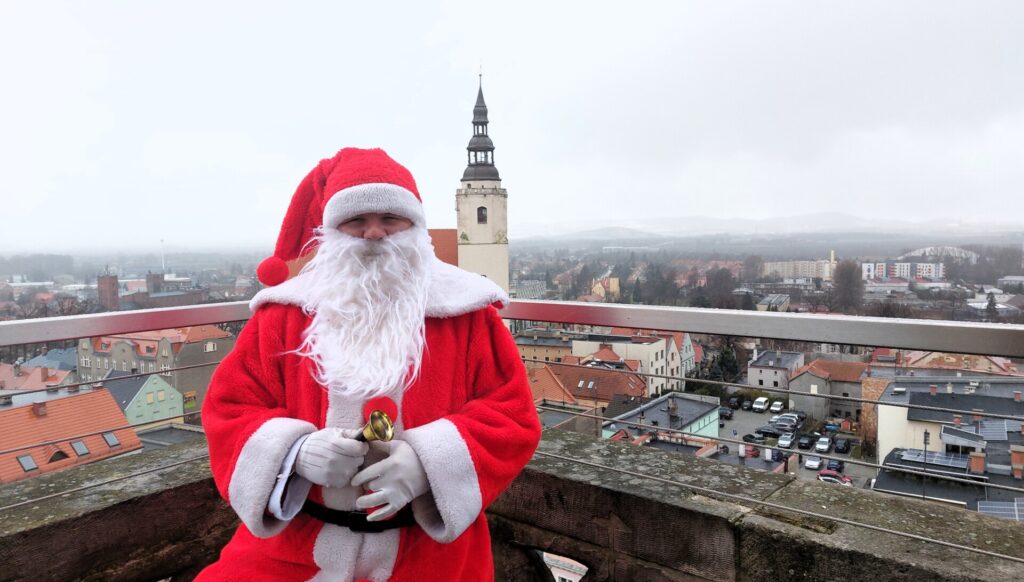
[862,261,945,281]
[763,260,835,282]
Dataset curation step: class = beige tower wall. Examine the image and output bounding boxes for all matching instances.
[458,243,510,292]
[457,179,509,292]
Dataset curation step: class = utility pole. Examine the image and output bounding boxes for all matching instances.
[922,429,930,499]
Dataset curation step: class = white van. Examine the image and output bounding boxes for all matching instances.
[752,396,770,412]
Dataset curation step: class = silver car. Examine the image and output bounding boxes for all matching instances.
[815,436,832,453]
[778,432,795,449]
[804,455,823,470]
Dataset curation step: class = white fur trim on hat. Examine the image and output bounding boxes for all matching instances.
[323,183,426,229]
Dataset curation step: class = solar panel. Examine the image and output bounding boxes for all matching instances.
[900,449,970,469]
[977,500,1023,522]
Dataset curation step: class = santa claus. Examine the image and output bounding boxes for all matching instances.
[197,148,541,581]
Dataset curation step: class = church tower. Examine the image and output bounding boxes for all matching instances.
[456,77,510,292]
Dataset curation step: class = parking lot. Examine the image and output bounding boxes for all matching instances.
[719,406,877,488]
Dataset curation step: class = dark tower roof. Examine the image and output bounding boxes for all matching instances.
[462,77,501,182]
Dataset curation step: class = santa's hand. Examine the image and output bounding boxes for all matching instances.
[351,440,429,522]
[295,428,368,487]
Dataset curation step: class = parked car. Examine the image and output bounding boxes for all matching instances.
[815,436,832,453]
[777,433,795,449]
[797,435,815,450]
[741,399,754,411]
[774,418,798,432]
[719,407,734,420]
[788,409,808,421]
[742,433,767,444]
[756,425,783,438]
[804,455,823,470]
[728,396,741,409]
[834,438,851,454]
[752,397,770,412]
[817,469,853,486]
[826,458,845,472]
[769,400,785,413]
[778,412,800,423]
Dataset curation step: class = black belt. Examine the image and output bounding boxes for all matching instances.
[301,500,416,533]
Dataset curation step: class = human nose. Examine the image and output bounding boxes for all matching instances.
[363,222,387,241]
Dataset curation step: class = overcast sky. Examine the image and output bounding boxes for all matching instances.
[2,1,1022,253]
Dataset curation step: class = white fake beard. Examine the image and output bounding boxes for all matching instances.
[294,226,433,401]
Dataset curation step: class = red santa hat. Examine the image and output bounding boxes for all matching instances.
[256,147,425,286]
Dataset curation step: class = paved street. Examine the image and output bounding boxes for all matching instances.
[719,407,877,487]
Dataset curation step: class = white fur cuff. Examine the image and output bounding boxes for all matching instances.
[228,417,317,538]
[323,182,426,228]
[403,418,483,543]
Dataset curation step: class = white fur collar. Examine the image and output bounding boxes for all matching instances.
[249,258,508,318]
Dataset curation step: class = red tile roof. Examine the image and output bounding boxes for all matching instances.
[591,346,623,362]
[428,229,458,266]
[528,366,577,404]
[550,364,646,403]
[0,364,71,391]
[92,325,231,357]
[792,360,868,383]
[0,389,142,484]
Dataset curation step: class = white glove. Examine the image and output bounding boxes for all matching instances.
[351,439,429,522]
[295,428,368,488]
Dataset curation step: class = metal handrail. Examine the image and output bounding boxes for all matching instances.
[3,300,1022,357]
[502,300,1024,358]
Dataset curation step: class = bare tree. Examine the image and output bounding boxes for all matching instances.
[832,260,865,314]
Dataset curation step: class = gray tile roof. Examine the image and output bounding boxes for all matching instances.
[101,370,149,410]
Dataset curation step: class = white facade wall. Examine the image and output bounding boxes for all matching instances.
[456,181,510,292]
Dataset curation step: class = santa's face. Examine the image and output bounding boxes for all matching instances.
[292,220,433,401]
[338,213,414,240]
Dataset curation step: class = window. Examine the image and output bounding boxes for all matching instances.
[146,392,155,404]
[17,455,38,472]
[81,357,90,367]
[71,440,89,456]
[102,432,121,447]
[758,379,764,386]
[477,206,487,224]
[157,389,166,402]
[773,381,779,387]
[121,361,128,372]
[842,392,850,398]
[49,451,69,462]
[160,364,170,376]
[204,341,217,353]
[104,359,109,370]
[149,362,155,373]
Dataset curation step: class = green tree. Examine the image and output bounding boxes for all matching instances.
[832,260,865,313]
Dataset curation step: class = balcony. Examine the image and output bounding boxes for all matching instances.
[1,301,1023,581]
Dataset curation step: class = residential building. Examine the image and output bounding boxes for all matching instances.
[0,389,142,484]
[456,80,509,292]
[864,278,910,294]
[573,334,671,395]
[0,362,74,392]
[22,347,78,372]
[547,361,646,408]
[747,350,805,390]
[76,325,235,414]
[515,328,576,369]
[788,360,868,421]
[996,275,1024,289]
[101,370,184,428]
[861,261,945,280]
[762,252,836,281]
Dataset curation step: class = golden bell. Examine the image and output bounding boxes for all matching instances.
[355,410,395,442]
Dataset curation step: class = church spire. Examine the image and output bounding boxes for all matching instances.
[462,76,500,182]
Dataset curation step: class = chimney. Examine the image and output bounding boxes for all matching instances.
[972,409,984,425]
[1014,391,1022,403]
[953,415,962,427]
[41,346,48,355]
[929,384,937,396]
[969,452,986,475]
[39,367,49,381]
[1010,445,1023,480]
[32,402,47,417]
[13,363,21,376]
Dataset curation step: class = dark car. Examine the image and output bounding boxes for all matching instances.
[719,407,734,420]
[741,399,753,410]
[742,433,766,444]
[789,409,809,421]
[755,425,783,439]
[834,438,851,454]
[728,396,741,409]
[826,458,845,472]
[774,418,798,432]
[797,435,815,450]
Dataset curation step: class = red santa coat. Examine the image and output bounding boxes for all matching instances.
[197,260,541,582]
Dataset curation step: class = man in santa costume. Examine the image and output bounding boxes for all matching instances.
[197,147,541,581]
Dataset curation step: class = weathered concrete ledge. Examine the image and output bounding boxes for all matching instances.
[490,430,1024,582]
[0,441,236,582]
[1,432,1022,581]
